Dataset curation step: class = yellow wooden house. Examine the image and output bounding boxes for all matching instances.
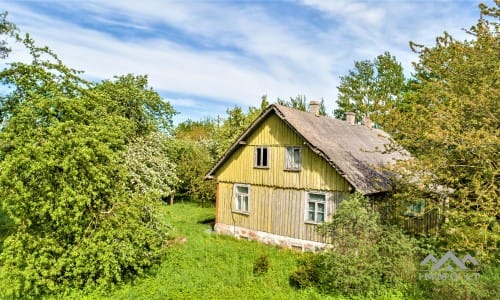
[206,102,408,251]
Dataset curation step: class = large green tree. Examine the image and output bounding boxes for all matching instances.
[334,52,406,127]
[389,3,499,260]
[0,17,175,297]
[91,74,176,136]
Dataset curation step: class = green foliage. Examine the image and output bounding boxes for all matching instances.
[277,94,307,111]
[334,51,406,127]
[91,74,176,136]
[291,193,418,297]
[0,35,89,125]
[0,12,18,59]
[174,118,215,142]
[289,253,320,289]
[253,253,270,276]
[166,139,215,206]
[0,91,169,298]
[388,2,499,260]
[212,105,249,157]
[277,95,327,116]
[0,27,174,297]
[417,263,500,300]
[35,203,335,300]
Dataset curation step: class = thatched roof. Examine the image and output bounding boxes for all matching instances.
[206,104,409,195]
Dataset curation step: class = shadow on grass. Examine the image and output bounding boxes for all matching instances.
[197,216,215,228]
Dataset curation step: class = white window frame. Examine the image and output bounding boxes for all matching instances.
[284,146,302,171]
[305,191,327,224]
[254,146,269,168]
[233,184,250,214]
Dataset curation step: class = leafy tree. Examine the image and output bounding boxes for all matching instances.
[171,96,271,206]
[0,20,174,297]
[212,105,247,158]
[166,139,215,207]
[389,3,499,260]
[91,74,176,136]
[0,92,169,297]
[334,52,406,127]
[175,118,215,142]
[277,94,307,111]
[277,95,327,116]
[0,12,18,59]
[0,33,89,126]
[125,131,179,199]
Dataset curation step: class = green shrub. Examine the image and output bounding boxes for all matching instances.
[290,192,419,297]
[418,263,499,300]
[253,254,270,276]
[289,253,320,289]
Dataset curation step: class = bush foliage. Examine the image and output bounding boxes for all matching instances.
[291,193,418,296]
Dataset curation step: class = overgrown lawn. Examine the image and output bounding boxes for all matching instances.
[45,203,331,299]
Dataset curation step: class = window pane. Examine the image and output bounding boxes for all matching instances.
[243,196,248,212]
[293,148,301,167]
[308,211,315,221]
[236,196,242,210]
[317,212,324,222]
[308,202,315,212]
[317,203,325,213]
[262,148,268,166]
[286,147,301,169]
[256,148,261,166]
[237,186,248,194]
[309,193,325,201]
[286,148,293,168]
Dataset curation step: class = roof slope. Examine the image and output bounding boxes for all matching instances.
[206,104,409,194]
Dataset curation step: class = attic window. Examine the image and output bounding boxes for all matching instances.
[254,146,269,168]
[285,146,301,170]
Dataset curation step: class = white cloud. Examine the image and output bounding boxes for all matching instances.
[167,98,202,108]
[301,0,386,27]
[2,0,486,118]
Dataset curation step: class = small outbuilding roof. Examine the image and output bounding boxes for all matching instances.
[206,104,409,195]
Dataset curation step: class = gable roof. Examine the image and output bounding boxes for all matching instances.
[206,104,409,195]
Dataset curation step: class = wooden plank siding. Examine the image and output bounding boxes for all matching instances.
[214,114,351,243]
[217,182,346,242]
[216,114,351,192]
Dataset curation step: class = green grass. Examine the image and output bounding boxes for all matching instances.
[3,202,444,299]
[45,202,333,300]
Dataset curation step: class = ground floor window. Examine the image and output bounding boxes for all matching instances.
[234,184,250,214]
[306,192,326,223]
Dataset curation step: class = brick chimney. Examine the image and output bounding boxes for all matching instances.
[308,101,321,116]
[345,112,355,125]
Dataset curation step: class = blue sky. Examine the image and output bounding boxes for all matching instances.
[2,0,487,124]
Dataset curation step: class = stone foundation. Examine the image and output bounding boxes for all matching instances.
[214,223,327,252]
